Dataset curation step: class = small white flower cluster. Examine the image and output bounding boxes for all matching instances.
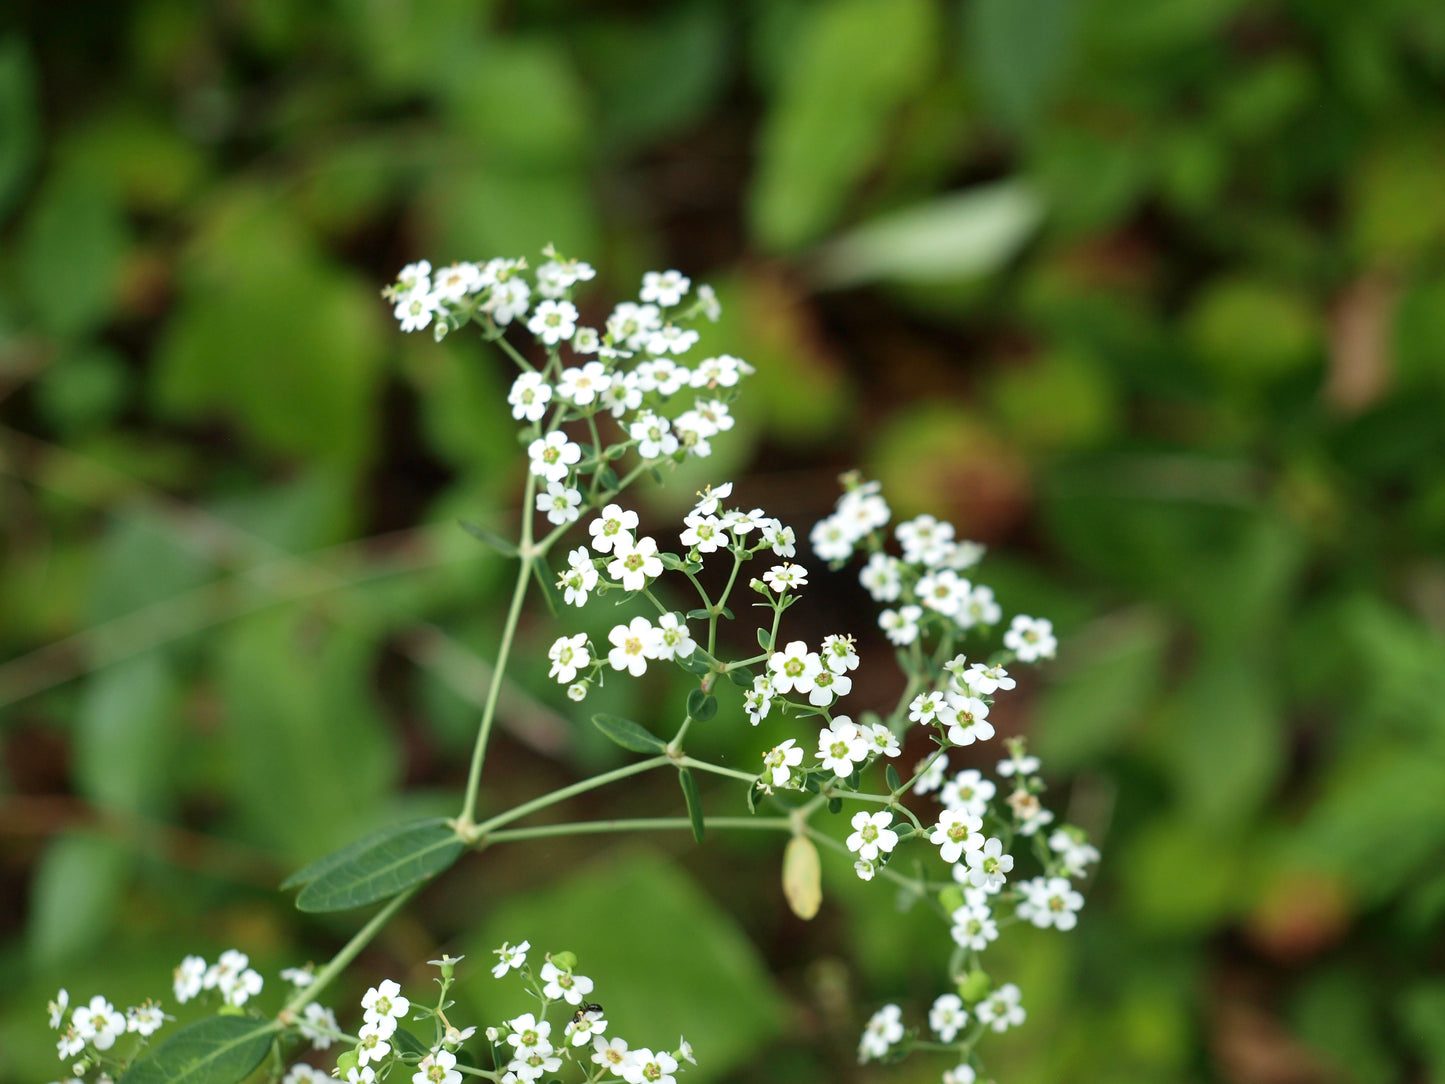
[49,988,168,1070]
[173,949,263,1008]
[487,942,696,1084]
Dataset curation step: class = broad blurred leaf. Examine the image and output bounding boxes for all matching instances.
[989,346,1120,452]
[1351,135,1445,264]
[441,38,587,167]
[750,0,939,250]
[87,512,213,629]
[466,852,786,1082]
[1121,818,1247,933]
[295,818,463,913]
[1397,982,1445,1078]
[1291,968,1395,1083]
[0,36,39,218]
[1185,276,1321,384]
[420,166,600,262]
[813,181,1044,288]
[75,651,176,815]
[34,344,132,437]
[28,833,131,968]
[120,1015,277,1084]
[967,0,1078,131]
[154,191,386,468]
[20,163,129,336]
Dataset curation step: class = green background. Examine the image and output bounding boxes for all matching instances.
[3,0,1445,1081]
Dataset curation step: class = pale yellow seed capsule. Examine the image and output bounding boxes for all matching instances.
[782,835,823,920]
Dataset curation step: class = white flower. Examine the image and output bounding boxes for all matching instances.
[568,681,589,701]
[646,324,699,356]
[722,507,766,536]
[809,515,853,562]
[607,616,661,676]
[964,836,1013,892]
[572,326,600,353]
[608,301,662,350]
[506,1013,553,1054]
[1007,787,1055,836]
[854,857,877,881]
[912,753,948,795]
[817,719,869,776]
[976,983,1026,1033]
[173,956,205,1004]
[395,290,439,333]
[394,260,431,296]
[536,255,595,298]
[564,1008,607,1047]
[362,979,411,1034]
[72,996,125,1051]
[691,482,732,517]
[205,950,263,1007]
[629,412,678,459]
[691,398,734,436]
[492,940,531,979]
[864,721,900,758]
[635,357,689,395]
[896,514,955,566]
[859,553,902,602]
[943,539,986,570]
[943,694,994,746]
[857,1004,904,1063]
[508,373,554,423]
[763,563,807,593]
[126,1002,166,1037]
[592,1036,631,1074]
[835,486,891,540]
[599,371,642,416]
[1004,614,1057,662]
[845,810,898,862]
[622,1049,677,1084]
[680,513,725,553]
[548,634,590,684]
[433,262,482,301]
[285,1064,332,1084]
[944,1064,978,1084]
[929,993,969,1042]
[279,966,314,988]
[640,270,691,307]
[590,504,639,554]
[762,739,803,788]
[768,641,822,696]
[654,613,696,659]
[958,584,1002,628]
[528,432,581,483]
[345,1066,376,1084]
[758,518,796,557]
[819,634,859,674]
[678,1037,696,1065]
[299,1002,338,1049]
[57,1025,85,1060]
[557,547,600,607]
[806,666,851,707]
[909,691,944,725]
[607,535,664,592]
[744,678,774,726]
[442,1024,476,1050]
[949,901,999,951]
[1049,829,1101,878]
[47,989,69,1030]
[485,276,531,325]
[696,283,721,321]
[537,481,582,525]
[413,1049,462,1084]
[998,750,1041,777]
[557,361,609,405]
[940,769,995,816]
[879,605,923,646]
[930,808,984,864]
[540,961,594,1006]
[916,570,969,617]
[1016,876,1085,931]
[961,662,1014,695]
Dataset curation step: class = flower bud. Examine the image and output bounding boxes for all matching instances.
[938,887,965,914]
[549,951,578,972]
[335,1049,359,1078]
[959,968,992,1003]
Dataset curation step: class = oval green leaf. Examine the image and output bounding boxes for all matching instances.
[592,713,667,754]
[121,1015,277,1084]
[678,766,705,843]
[686,688,718,723]
[295,818,464,913]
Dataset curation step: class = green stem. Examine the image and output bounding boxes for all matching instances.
[488,816,792,842]
[457,471,538,830]
[677,756,758,784]
[283,887,419,1015]
[707,550,745,656]
[804,825,929,897]
[470,756,671,839]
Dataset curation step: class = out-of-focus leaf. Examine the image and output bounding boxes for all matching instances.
[750,0,939,251]
[120,1015,277,1084]
[28,833,131,968]
[218,611,400,862]
[813,182,1043,288]
[678,766,705,842]
[295,818,463,913]
[1186,276,1321,384]
[20,164,129,336]
[1398,982,1445,1077]
[1351,136,1445,264]
[441,38,587,167]
[592,713,667,754]
[967,0,1078,130]
[583,3,731,148]
[420,167,599,263]
[1034,608,1166,769]
[466,853,786,1082]
[1291,968,1395,1083]
[989,346,1120,452]
[34,344,132,437]
[0,36,39,218]
[153,190,386,468]
[87,512,213,629]
[1121,818,1247,933]
[75,652,176,815]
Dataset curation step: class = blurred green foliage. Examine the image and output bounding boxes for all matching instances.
[3,1,1445,1082]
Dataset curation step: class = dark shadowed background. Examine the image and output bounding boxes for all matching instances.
[3,1,1445,1081]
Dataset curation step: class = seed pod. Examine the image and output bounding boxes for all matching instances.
[782,835,823,920]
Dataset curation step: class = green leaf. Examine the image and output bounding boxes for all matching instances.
[756,627,774,651]
[678,767,704,841]
[529,556,561,617]
[75,652,176,815]
[884,764,902,792]
[750,0,940,250]
[120,1015,278,1084]
[967,0,1078,130]
[21,162,128,336]
[686,608,712,621]
[727,665,755,687]
[827,797,843,815]
[675,653,712,676]
[388,1029,431,1059]
[29,832,131,968]
[686,688,718,722]
[458,519,518,557]
[0,37,39,219]
[295,819,464,913]
[281,816,444,890]
[813,181,1044,289]
[591,713,668,754]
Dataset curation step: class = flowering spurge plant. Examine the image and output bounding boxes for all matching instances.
[40,253,1095,1084]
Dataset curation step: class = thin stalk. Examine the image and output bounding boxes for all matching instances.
[283,887,419,1015]
[457,472,538,830]
[677,756,758,784]
[469,756,670,839]
[488,816,792,842]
